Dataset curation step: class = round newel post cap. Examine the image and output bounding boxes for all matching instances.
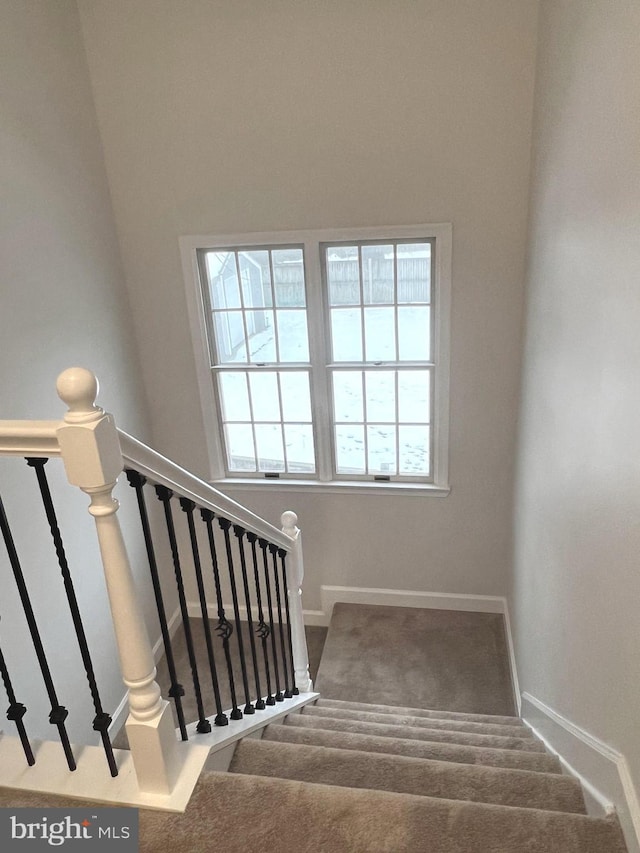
[56,367,102,422]
[281,510,299,536]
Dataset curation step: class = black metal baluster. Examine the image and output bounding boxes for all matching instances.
[278,549,299,696]
[0,627,35,766]
[200,510,242,721]
[0,493,76,770]
[259,538,283,702]
[180,499,228,727]
[26,458,118,776]
[155,486,210,734]
[125,470,188,741]
[233,527,264,710]
[270,543,292,698]
[247,533,274,705]
[218,518,254,715]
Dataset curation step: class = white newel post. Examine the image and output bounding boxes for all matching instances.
[281,511,313,693]
[55,368,181,795]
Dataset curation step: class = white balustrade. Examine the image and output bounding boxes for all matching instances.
[0,367,316,806]
[281,510,313,693]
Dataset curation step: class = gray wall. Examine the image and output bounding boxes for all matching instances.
[512,0,640,799]
[78,0,539,611]
[0,0,156,743]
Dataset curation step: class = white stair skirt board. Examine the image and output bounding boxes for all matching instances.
[0,733,210,813]
[522,692,640,853]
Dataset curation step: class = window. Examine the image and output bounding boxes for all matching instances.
[180,225,451,494]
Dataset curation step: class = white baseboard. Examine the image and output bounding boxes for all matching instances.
[108,692,130,741]
[185,586,520,711]
[151,605,183,663]
[319,584,506,618]
[185,588,506,626]
[299,609,327,626]
[108,606,182,740]
[319,585,520,714]
[522,692,640,853]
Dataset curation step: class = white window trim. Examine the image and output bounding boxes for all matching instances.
[179,224,451,496]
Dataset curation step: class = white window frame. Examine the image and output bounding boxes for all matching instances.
[180,225,451,496]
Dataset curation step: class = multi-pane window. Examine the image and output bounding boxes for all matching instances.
[184,226,451,490]
[201,247,315,475]
[325,241,433,479]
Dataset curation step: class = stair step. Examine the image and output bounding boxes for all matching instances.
[264,722,562,774]
[303,703,534,738]
[150,770,626,853]
[230,738,585,813]
[316,697,525,728]
[289,712,546,752]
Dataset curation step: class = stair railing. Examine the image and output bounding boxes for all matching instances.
[0,367,314,807]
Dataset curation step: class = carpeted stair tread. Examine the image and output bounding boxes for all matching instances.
[263,722,563,774]
[303,703,535,738]
[316,697,523,727]
[146,771,627,853]
[230,738,586,813]
[288,711,546,752]
[0,768,626,853]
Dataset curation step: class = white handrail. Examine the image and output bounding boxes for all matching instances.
[0,420,61,457]
[119,431,291,550]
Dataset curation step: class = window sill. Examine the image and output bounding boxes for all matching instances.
[211,477,451,498]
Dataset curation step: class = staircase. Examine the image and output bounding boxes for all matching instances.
[0,370,631,851]
[214,698,628,852]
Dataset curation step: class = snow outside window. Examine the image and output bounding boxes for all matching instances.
[182,226,451,491]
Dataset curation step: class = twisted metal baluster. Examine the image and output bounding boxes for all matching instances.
[125,470,187,740]
[180,499,228,727]
[0,624,35,766]
[233,526,264,710]
[270,543,292,698]
[247,532,274,705]
[259,538,283,701]
[200,509,242,720]
[0,492,76,770]
[279,548,299,696]
[156,486,210,734]
[26,458,118,775]
[219,518,254,715]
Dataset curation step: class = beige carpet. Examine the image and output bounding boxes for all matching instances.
[226,698,627,851]
[315,603,516,715]
[0,604,629,851]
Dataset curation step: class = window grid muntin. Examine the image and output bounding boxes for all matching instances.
[324,238,433,368]
[216,366,317,477]
[329,365,434,481]
[201,244,309,367]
